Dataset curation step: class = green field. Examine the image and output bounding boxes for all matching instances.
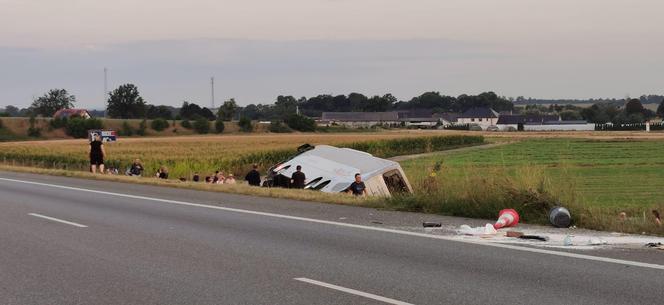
[401,138,664,209]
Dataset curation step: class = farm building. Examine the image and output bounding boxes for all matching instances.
[319,110,452,128]
[456,107,499,129]
[496,114,561,131]
[53,108,91,119]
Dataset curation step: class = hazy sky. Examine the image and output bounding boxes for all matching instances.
[1,0,663,108]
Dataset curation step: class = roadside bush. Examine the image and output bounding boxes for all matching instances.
[268,121,292,133]
[0,118,3,129]
[119,121,133,136]
[27,115,41,138]
[193,117,210,134]
[285,114,315,132]
[180,119,192,129]
[49,117,68,130]
[136,119,147,136]
[215,119,225,133]
[150,118,169,131]
[65,118,103,138]
[238,117,253,132]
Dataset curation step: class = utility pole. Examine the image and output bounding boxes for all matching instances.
[104,67,108,100]
[211,77,215,109]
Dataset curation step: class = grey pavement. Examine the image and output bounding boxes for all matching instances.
[1,170,663,305]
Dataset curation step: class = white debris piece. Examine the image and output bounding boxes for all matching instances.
[457,224,498,236]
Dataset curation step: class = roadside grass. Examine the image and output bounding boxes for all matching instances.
[397,138,664,235]
[0,164,382,207]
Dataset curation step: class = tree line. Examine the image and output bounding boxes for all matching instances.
[3,84,663,126]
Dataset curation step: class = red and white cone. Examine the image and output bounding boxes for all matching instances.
[493,209,520,229]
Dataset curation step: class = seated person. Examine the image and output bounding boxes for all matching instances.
[156,166,169,179]
[126,159,144,176]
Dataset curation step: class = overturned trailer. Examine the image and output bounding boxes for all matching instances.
[265,145,413,197]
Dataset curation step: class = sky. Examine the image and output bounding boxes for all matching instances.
[1,0,663,109]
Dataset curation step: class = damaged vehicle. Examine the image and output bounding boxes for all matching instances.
[264,144,413,197]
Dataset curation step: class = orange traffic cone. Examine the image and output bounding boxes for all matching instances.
[493,209,520,229]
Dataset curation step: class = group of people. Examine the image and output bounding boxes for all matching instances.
[89,136,366,196]
[194,171,237,184]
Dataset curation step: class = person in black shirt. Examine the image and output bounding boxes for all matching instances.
[345,173,367,196]
[89,134,105,174]
[126,159,144,176]
[291,165,306,189]
[245,164,261,186]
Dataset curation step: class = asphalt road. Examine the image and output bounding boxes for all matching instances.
[1,171,663,305]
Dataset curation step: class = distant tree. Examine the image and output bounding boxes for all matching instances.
[238,117,253,132]
[214,119,225,133]
[3,105,20,117]
[218,98,239,121]
[31,89,76,117]
[150,118,169,131]
[180,119,192,129]
[285,114,316,132]
[657,99,664,117]
[136,119,147,136]
[180,101,215,120]
[559,110,582,121]
[625,98,645,115]
[66,118,103,138]
[106,84,147,119]
[27,115,41,137]
[268,121,292,133]
[146,105,174,119]
[274,95,298,119]
[193,116,210,134]
[240,104,261,120]
[119,121,134,136]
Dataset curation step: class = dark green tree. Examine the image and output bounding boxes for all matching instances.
[218,98,239,121]
[657,99,664,117]
[625,98,644,115]
[106,84,147,119]
[193,116,210,134]
[215,119,225,133]
[285,114,316,132]
[150,118,169,131]
[238,117,253,132]
[31,89,76,117]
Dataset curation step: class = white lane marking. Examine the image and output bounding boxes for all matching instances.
[2,176,664,270]
[295,277,414,305]
[28,213,88,228]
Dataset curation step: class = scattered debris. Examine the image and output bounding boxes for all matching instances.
[563,235,573,246]
[645,242,663,248]
[587,237,608,245]
[549,206,572,228]
[338,217,347,220]
[506,231,524,238]
[493,209,520,229]
[423,222,442,228]
[518,235,549,241]
[371,221,383,225]
[458,224,497,236]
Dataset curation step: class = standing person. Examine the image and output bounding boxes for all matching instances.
[290,165,306,189]
[345,173,368,196]
[245,164,261,186]
[89,134,105,174]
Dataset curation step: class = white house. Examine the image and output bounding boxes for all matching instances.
[457,108,499,129]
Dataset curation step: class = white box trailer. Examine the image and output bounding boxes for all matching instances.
[265,145,413,197]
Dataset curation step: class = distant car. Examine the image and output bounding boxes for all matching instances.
[487,125,500,132]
